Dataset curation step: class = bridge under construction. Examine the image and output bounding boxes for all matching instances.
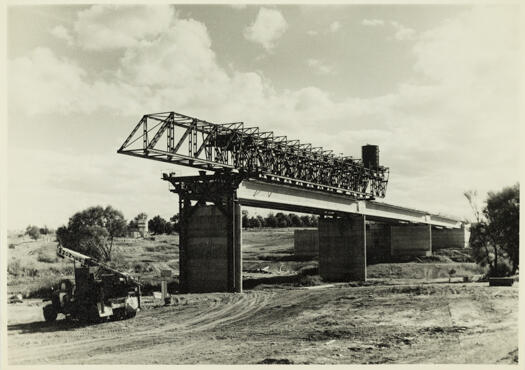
[118,111,463,293]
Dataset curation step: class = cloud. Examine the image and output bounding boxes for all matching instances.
[73,5,175,50]
[8,6,518,221]
[329,21,341,32]
[362,19,384,26]
[9,48,91,115]
[50,25,73,44]
[244,7,288,51]
[390,21,416,41]
[306,58,335,75]
[361,18,415,41]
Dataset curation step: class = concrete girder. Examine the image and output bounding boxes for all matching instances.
[237,179,462,228]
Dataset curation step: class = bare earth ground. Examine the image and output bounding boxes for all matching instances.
[7,282,518,364]
[6,229,519,364]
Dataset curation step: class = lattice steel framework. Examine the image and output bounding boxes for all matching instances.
[118,111,389,199]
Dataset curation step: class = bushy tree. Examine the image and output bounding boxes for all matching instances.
[465,184,519,276]
[256,215,265,228]
[169,214,180,234]
[289,213,303,227]
[242,210,249,230]
[148,215,168,235]
[248,216,262,228]
[275,213,291,228]
[56,206,127,261]
[25,225,41,240]
[265,213,277,228]
[128,212,147,230]
[300,215,312,227]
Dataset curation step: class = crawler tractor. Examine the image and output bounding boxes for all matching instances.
[43,246,141,323]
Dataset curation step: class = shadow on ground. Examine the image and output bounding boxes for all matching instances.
[9,319,94,334]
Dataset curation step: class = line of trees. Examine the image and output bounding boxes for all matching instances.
[465,183,519,277]
[148,214,179,235]
[53,205,320,262]
[242,211,318,229]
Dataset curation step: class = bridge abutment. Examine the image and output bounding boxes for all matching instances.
[319,215,367,281]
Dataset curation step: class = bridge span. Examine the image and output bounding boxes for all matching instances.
[162,172,465,294]
[237,179,461,228]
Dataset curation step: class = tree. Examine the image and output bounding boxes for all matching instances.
[128,212,147,230]
[300,215,312,227]
[257,215,266,228]
[289,213,303,227]
[275,213,291,228]
[56,206,127,261]
[242,211,249,230]
[484,184,519,274]
[265,213,277,228]
[25,225,40,240]
[169,214,180,234]
[465,184,519,276]
[39,226,50,235]
[148,215,168,235]
[248,216,262,228]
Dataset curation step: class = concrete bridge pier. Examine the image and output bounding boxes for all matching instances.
[318,214,367,282]
[390,224,432,257]
[178,195,242,294]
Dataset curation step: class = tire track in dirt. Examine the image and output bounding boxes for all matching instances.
[8,291,274,364]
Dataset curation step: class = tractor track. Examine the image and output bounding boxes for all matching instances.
[8,291,274,364]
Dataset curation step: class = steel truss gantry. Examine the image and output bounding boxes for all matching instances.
[118,111,389,200]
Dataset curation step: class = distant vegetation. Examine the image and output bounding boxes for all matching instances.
[465,183,519,277]
[24,225,51,240]
[148,214,179,235]
[242,211,318,229]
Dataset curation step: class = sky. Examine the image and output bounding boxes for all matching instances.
[5,4,521,230]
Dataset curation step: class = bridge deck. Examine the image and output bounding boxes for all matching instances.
[238,180,461,228]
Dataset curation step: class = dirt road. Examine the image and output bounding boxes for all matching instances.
[7,282,518,364]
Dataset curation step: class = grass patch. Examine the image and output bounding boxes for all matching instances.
[8,259,39,278]
[37,251,58,263]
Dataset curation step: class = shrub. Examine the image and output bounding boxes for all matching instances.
[37,252,58,263]
[8,259,22,276]
[8,243,15,249]
[25,225,41,240]
[8,259,39,277]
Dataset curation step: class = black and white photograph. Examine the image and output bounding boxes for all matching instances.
[1,2,521,366]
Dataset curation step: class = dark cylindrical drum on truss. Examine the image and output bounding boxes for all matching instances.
[362,145,379,169]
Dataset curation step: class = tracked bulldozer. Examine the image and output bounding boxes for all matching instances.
[43,246,141,323]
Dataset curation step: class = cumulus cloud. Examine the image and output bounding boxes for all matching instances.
[244,7,288,51]
[50,25,73,44]
[8,6,518,219]
[9,48,90,115]
[73,5,175,50]
[362,18,415,41]
[306,58,335,75]
[391,21,416,41]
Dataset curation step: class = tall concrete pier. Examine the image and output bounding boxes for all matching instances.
[181,205,241,293]
[319,215,367,281]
